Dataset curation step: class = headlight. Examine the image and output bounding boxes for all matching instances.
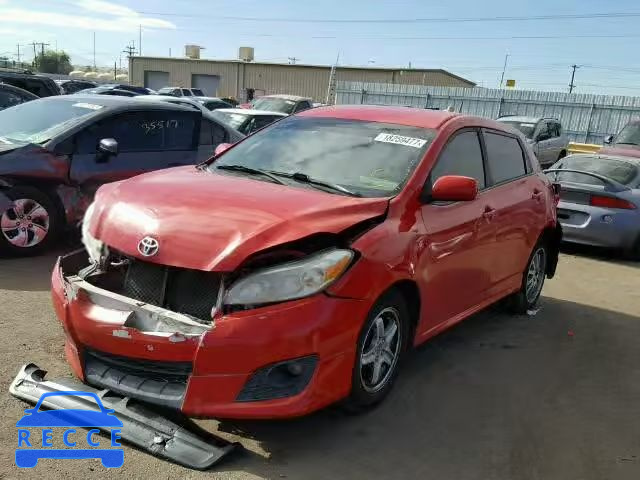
[224,249,354,306]
[81,202,105,264]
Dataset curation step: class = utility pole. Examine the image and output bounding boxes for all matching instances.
[16,44,21,64]
[93,32,96,70]
[122,42,137,58]
[29,42,50,69]
[569,64,580,93]
[499,52,510,89]
[139,25,142,56]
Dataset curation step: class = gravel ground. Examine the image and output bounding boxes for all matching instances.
[0,246,639,479]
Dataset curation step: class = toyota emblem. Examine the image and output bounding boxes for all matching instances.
[137,236,159,257]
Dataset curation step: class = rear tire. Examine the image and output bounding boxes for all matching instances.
[624,237,640,261]
[343,290,409,413]
[508,241,548,314]
[0,186,62,256]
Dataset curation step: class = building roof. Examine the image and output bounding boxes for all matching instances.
[133,56,475,86]
[497,115,558,123]
[300,105,458,129]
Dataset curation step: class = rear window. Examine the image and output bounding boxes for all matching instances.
[498,120,536,139]
[483,132,527,184]
[551,155,638,186]
[615,123,640,146]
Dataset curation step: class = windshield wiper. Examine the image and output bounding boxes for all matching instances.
[216,164,287,185]
[268,171,362,197]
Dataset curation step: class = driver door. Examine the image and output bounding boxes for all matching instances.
[69,110,200,187]
[534,121,554,167]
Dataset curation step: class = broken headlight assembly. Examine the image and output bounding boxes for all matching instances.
[81,202,107,264]
[224,248,354,307]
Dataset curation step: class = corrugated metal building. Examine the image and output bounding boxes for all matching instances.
[129,56,475,102]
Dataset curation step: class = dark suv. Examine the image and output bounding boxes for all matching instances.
[0,95,244,255]
[0,69,60,97]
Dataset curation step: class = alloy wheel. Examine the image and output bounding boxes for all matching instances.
[525,247,547,303]
[0,198,50,248]
[359,307,401,393]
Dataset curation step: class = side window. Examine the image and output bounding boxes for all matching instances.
[253,115,278,131]
[536,121,550,140]
[294,101,311,113]
[76,111,197,153]
[553,122,562,137]
[0,90,24,109]
[483,131,527,185]
[199,119,227,145]
[430,130,485,189]
[182,89,192,96]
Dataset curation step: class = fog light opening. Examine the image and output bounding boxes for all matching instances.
[602,214,614,224]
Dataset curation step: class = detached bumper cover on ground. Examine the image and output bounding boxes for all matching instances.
[10,363,240,470]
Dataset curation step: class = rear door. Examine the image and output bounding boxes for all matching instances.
[480,129,546,292]
[419,129,495,328]
[70,109,200,186]
[534,121,555,167]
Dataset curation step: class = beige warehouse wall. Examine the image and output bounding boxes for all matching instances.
[130,57,474,101]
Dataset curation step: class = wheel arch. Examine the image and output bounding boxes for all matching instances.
[384,279,421,349]
[540,223,562,278]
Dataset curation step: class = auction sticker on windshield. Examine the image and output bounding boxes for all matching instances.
[72,103,104,110]
[374,133,427,148]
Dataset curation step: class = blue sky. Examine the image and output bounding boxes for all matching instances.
[2,0,640,95]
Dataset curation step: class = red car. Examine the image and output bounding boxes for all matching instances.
[52,106,561,419]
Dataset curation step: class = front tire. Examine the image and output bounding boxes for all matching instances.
[0,186,62,256]
[508,241,548,314]
[344,290,409,412]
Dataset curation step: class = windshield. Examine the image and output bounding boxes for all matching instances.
[498,120,536,138]
[0,98,104,144]
[252,97,297,114]
[210,116,436,197]
[212,111,248,129]
[614,123,640,146]
[191,89,204,96]
[551,155,638,186]
[158,88,177,95]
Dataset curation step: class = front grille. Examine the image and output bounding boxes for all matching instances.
[84,349,192,409]
[120,258,221,322]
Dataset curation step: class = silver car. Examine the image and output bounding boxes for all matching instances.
[546,153,640,259]
[498,116,569,168]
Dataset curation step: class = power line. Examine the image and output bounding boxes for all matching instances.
[137,11,640,23]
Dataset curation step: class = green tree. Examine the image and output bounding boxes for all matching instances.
[35,50,73,74]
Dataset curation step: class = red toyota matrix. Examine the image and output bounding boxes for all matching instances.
[52,106,561,419]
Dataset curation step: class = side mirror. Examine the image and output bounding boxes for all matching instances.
[214,142,233,157]
[604,135,614,145]
[430,175,478,202]
[96,138,118,163]
[536,133,549,142]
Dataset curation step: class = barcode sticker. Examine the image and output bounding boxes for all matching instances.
[374,133,427,148]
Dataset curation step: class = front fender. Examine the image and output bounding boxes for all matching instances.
[0,178,13,211]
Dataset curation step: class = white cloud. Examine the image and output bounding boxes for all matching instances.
[0,7,176,31]
[75,0,138,18]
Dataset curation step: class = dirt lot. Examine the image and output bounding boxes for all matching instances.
[0,246,639,480]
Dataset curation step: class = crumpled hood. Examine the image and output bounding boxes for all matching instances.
[91,166,388,271]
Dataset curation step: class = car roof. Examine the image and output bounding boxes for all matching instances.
[262,94,311,101]
[215,108,287,116]
[192,96,227,102]
[37,94,197,112]
[299,105,458,129]
[497,115,558,123]
[0,83,38,98]
[565,153,640,166]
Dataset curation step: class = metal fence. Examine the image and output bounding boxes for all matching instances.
[336,81,640,144]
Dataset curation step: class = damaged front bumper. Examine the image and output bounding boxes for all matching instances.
[10,363,239,470]
[53,250,369,419]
